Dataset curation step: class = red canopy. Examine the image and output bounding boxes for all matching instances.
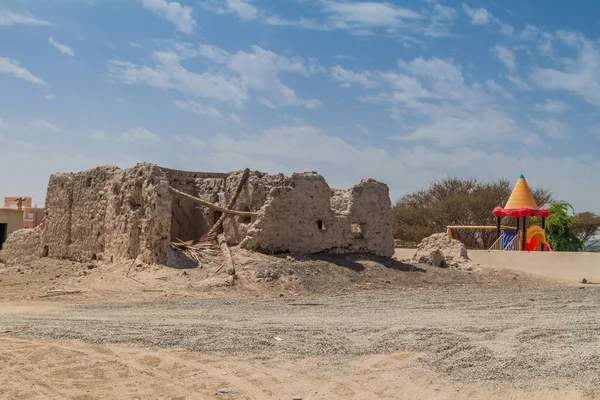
[493,206,550,218]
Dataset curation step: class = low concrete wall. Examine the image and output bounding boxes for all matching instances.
[395,248,600,283]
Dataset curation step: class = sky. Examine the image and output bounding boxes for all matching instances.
[1,0,600,212]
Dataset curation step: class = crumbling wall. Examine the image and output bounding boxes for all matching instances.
[41,163,171,264]
[240,173,394,257]
[0,226,43,264]
[67,166,120,260]
[102,163,171,263]
[41,173,73,258]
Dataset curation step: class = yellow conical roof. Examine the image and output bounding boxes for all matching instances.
[504,174,538,210]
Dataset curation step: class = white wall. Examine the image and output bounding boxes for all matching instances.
[395,248,600,283]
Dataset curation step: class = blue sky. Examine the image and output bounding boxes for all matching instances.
[1,0,600,212]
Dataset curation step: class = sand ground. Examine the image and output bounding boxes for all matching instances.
[1,249,598,399]
[1,287,600,399]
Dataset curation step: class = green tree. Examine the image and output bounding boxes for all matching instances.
[545,201,583,252]
[572,212,600,251]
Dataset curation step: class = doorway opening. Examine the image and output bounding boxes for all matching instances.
[0,223,7,250]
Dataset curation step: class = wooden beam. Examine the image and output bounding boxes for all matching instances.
[169,186,258,217]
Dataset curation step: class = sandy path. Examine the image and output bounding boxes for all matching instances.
[0,336,588,400]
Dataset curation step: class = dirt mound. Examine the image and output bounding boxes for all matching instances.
[0,244,557,302]
[413,233,479,271]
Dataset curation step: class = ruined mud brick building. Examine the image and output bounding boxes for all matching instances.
[0,163,394,264]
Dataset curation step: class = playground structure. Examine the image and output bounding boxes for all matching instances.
[447,175,551,251]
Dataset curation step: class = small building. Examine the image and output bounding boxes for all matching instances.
[3,197,45,229]
[0,208,23,249]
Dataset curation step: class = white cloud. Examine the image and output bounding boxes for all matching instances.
[531,118,569,139]
[334,54,356,61]
[319,1,458,37]
[141,0,196,34]
[108,55,247,108]
[395,108,537,146]
[181,101,243,125]
[120,127,161,144]
[48,37,75,57]
[356,57,539,147]
[198,43,230,63]
[228,113,244,126]
[174,99,222,118]
[0,57,45,84]
[330,65,378,88]
[485,79,513,100]
[90,130,109,140]
[199,43,322,108]
[421,3,458,37]
[322,1,422,29]
[111,42,321,109]
[174,135,207,149]
[227,0,258,20]
[397,57,463,82]
[201,0,456,37]
[356,124,370,134]
[535,99,571,114]
[202,0,258,21]
[531,32,600,107]
[0,9,52,26]
[462,4,514,36]
[173,99,244,125]
[0,118,8,130]
[462,4,490,25]
[30,119,59,133]
[45,93,57,100]
[508,75,531,90]
[491,45,515,71]
[212,124,368,166]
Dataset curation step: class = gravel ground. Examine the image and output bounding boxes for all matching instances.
[2,286,600,392]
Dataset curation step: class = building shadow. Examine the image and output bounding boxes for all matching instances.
[274,252,426,273]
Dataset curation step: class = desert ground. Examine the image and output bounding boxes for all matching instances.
[1,248,599,399]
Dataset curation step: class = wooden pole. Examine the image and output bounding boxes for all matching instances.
[169,185,258,217]
[522,216,527,251]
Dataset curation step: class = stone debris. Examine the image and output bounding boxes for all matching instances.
[413,233,480,271]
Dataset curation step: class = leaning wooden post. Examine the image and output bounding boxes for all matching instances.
[203,168,250,241]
